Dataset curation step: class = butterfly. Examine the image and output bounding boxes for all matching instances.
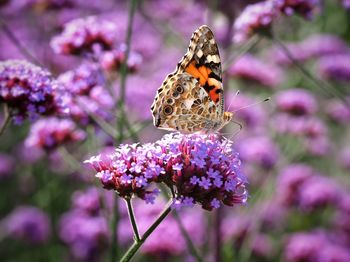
[150,25,233,134]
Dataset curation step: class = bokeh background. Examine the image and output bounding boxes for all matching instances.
[1,0,350,261]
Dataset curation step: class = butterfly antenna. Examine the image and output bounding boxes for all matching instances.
[231,97,271,114]
[227,90,240,112]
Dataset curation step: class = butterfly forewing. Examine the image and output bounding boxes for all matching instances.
[151,25,231,133]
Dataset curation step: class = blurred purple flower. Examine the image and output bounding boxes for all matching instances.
[271,34,350,65]
[72,187,101,215]
[275,88,317,116]
[228,54,284,88]
[0,153,14,179]
[236,136,279,169]
[326,98,350,124]
[233,1,278,43]
[339,149,350,170]
[298,176,340,211]
[0,60,66,124]
[284,231,350,262]
[277,163,315,206]
[99,45,143,73]
[251,234,274,259]
[2,206,51,244]
[85,133,248,210]
[59,210,109,261]
[25,117,86,150]
[317,54,350,81]
[51,16,118,55]
[58,63,114,125]
[272,0,320,19]
[344,0,350,8]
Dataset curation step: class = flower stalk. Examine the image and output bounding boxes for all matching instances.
[125,198,141,242]
[0,104,10,136]
[120,200,173,262]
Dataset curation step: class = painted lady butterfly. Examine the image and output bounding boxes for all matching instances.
[151,25,232,133]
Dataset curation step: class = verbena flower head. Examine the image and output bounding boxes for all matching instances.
[59,210,109,260]
[275,88,317,116]
[100,45,143,73]
[25,117,86,150]
[156,133,248,210]
[233,1,278,43]
[317,54,350,81]
[344,0,350,9]
[0,60,65,124]
[228,54,283,88]
[326,98,350,124]
[2,206,51,244]
[271,34,349,65]
[272,0,320,19]
[51,16,117,55]
[58,64,114,125]
[0,153,14,179]
[85,133,248,211]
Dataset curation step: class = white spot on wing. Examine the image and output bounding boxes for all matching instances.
[183,99,194,109]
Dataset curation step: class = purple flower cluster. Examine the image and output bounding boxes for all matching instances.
[233,1,278,43]
[284,231,350,262]
[272,34,350,65]
[0,60,65,124]
[25,117,86,150]
[273,0,320,19]
[273,88,330,155]
[1,206,51,244]
[325,98,350,124]
[317,54,350,81]
[275,88,317,116]
[59,187,109,261]
[99,45,143,73]
[51,16,117,55]
[85,133,248,211]
[58,63,114,125]
[0,153,14,179]
[277,164,340,211]
[228,54,283,88]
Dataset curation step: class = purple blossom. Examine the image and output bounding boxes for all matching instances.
[211,198,221,209]
[272,34,350,65]
[284,231,350,262]
[25,117,86,150]
[339,149,350,170]
[228,54,284,87]
[59,210,109,261]
[275,88,318,116]
[72,187,101,215]
[0,153,14,179]
[51,16,118,55]
[326,98,350,124]
[236,136,279,169]
[2,206,51,244]
[85,133,248,210]
[344,0,350,9]
[144,189,161,204]
[0,60,66,123]
[233,1,278,43]
[273,0,321,19]
[317,54,350,81]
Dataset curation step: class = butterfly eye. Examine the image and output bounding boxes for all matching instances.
[176,85,184,94]
[172,91,179,98]
[163,105,173,115]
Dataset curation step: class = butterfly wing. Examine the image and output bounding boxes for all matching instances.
[151,25,225,133]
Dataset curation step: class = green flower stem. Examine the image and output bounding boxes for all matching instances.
[110,195,120,262]
[125,198,141,242]
[0,104,10,137]
[213,207,222,262]
[272,35,350,108]
[117,0,138,143]
[120,200,173,262]
[173,210,203,262]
